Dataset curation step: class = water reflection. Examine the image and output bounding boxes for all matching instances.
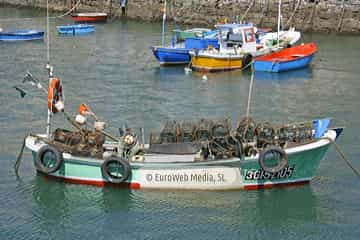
[153,66,190,82]
[254,67,313,84]
[252,186,318,223]
[32,174,135,216]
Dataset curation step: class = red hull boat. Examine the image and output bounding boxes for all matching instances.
[71,13,108,23]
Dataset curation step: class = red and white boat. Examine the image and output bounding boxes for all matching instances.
[71,13,108,23]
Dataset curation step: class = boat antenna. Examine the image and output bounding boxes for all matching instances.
[246,66,255,119]
[46,0,51,67]
[161,0,167,46]
[277,0,281,48]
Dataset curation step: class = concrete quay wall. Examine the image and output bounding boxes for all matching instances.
[1,0,359,33]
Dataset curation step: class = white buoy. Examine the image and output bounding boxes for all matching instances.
[94,121,106,131]
[184,67,192,74]
[75,114,87,125]
[54,100,64,112]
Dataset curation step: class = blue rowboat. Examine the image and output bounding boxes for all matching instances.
[151,38,218,66]
[253,42,317,73]
[56,24,95,35]
[0,30,44,41]
[151,45,190,66]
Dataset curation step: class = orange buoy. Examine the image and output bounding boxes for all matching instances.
[78,103,89,115]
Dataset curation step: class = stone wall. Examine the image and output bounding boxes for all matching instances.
[1,0,360,33]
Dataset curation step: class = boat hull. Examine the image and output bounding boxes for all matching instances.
[0,30,44,41]
[56,25,95,35]
[152,47,190,65]
[254,42,317,72]
[71,13,107,23]
[254,54,315,72]
[26,129,338,190]
[191,55,243,72]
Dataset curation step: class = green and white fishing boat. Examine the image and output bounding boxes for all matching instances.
[15,1,343,191]
[24,119,341,190]
[19,71,342,190]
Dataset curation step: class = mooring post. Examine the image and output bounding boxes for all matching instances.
[337,0,346,32]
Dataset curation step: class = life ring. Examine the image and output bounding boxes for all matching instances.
[258,146,288,173]
[101,157,130,184]
[47,77,63,113]
[35,145,63,173]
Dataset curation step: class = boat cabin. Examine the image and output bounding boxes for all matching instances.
[215,23,257,54]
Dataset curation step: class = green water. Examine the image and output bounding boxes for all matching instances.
[1,6,360,240]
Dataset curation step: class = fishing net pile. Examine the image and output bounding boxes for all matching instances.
[149,117,314,159]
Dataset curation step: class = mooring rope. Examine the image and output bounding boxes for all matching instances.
[337,0,346,32]
[246,66,254,119]
[322,136,360,177]
[285,0,301,28]
[14,134,28,177]
[52,0,82,19]
[240,0,256,23]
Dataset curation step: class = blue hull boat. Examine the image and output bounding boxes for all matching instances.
[151,38,218,65]
[56,24,95,35]
[253,43,317,73]
[0,30,44,41]
[152,46,190,65]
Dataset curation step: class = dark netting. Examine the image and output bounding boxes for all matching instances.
[211,119,231,138]
[160,120,179,143]
[236,117,257,143]
[51,128,105,158]
[177,121,196,142]
[255,122,275,148]
[193,118,213,141]
[143,118,315,160]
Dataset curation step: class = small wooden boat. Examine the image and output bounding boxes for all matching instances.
[253,43,317,72]
[152,44,191,65]
[0,30,44,41]
[152,38,218,66]
[151,1,218,66]
[71,13,107,23]
[56,24,95,35]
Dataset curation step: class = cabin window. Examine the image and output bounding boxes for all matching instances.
[244,28,255,43]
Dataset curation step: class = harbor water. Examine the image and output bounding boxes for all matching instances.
[1,6,360,240]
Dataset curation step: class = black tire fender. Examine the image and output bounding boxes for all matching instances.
[242,54,253,67]
[258,146,288,173]
[35,145,63,173]
[101,157,130,184]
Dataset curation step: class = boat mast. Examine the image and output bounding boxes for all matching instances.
[161,0,167,46]
[277,0,281,48]
[46,0,52,139]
